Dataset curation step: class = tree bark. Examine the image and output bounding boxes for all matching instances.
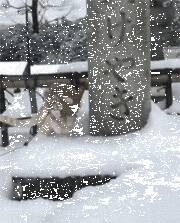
[32,0,39,33]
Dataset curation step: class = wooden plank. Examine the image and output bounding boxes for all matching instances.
[0,72,88,89]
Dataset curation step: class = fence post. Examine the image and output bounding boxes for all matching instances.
[87,0,151,136]
[26,64,38,136]
[25,5,38,136]
[0,87,9,147]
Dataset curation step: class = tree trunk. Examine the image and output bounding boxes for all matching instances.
[32,0,39,33]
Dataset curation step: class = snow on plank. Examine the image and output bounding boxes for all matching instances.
[2,60,179,77]
[2,60,180,76]
[31,61,88,75]
[0,61,88,88]
[151,59,180,70]
[0,61,88,76]
[0,61,27,75]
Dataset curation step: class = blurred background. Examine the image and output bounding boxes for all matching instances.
[0,0,180,64]
[0,0,87,64]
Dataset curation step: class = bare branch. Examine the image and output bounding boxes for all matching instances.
[1,0,32,13]
[2,0,25,9]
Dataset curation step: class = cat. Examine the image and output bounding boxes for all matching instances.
[0,80,88,136]
[37,82,88,135]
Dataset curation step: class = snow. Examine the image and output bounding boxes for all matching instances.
[171,82,180,101]
[44,0,87,22]
[0,61,27,75]
[0,0,87,26]
[3,89,43,118]
[1,1,180,221]
[31,61,88,75]
[151,59,180,70]
[1,92,180,222]
[1,56,180,223]
[0,61,88,76]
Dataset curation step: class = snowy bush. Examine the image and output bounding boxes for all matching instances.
[0,18,87,64]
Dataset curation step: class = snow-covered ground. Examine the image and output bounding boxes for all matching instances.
[0,59,180,222]
[1,89,180,222]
